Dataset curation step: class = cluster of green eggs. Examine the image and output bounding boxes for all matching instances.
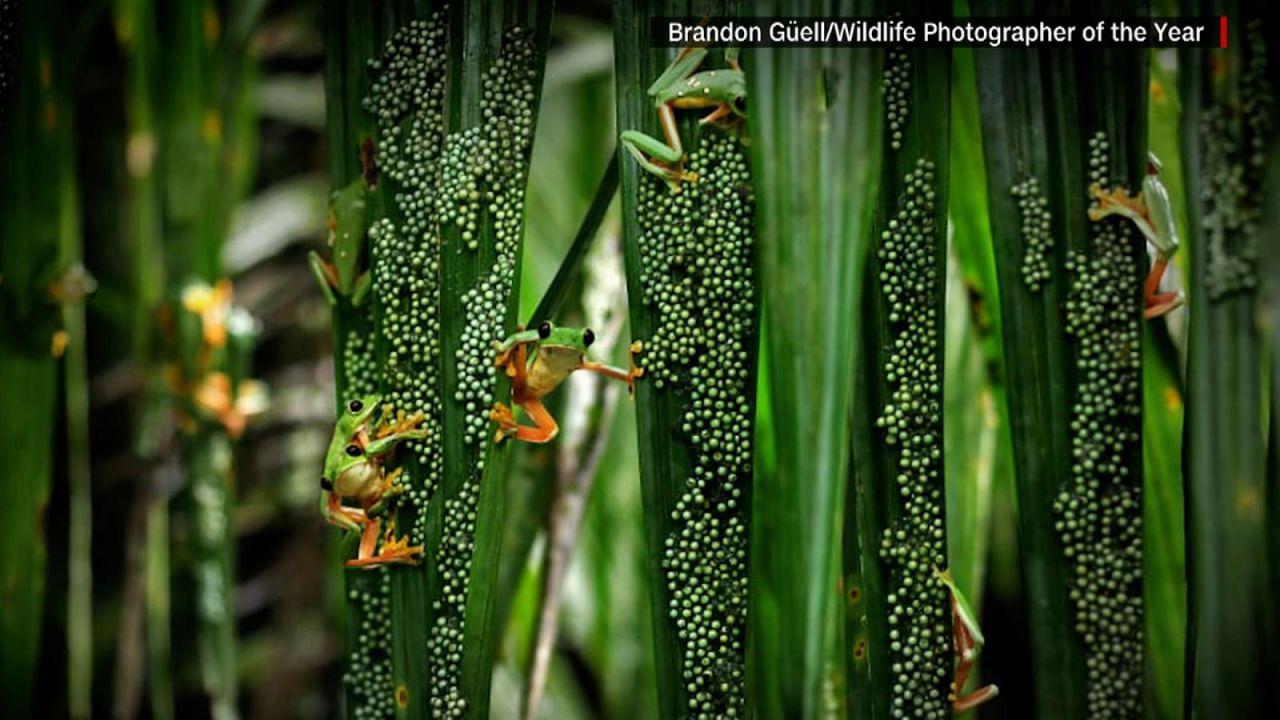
[874,158,951,720]
[1011,176,1054,291]
[884,47,912,151]
[427,481,480,718]
[453,32,538,454]
[1055,131,1144,718]
[1201,22,1270,301]
[636,130,755,719]
[366,12,451,539]
[344,570,396,720]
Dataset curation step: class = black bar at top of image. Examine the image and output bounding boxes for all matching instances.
[652,16,1225,48]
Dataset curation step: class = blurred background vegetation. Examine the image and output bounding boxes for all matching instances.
[0,0,1275,719]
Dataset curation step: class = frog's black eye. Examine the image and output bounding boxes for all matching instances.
[348,399,364,414]
[582,328,595,347]
[320,477,334,491]
[538,321,552,339]
[345,444,362,457]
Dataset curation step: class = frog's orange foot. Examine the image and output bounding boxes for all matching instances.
[666,168,699,193]
[1145,290,1184,319]
[490,402,519,443]
[377,467,406,497]
[1087,183,1147,221]
[345,537,423,568]
[952,683,999,712]
[395,410,427,436]
[627,341,646,398]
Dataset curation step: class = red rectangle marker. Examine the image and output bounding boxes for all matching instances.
[1221,16,1228,48]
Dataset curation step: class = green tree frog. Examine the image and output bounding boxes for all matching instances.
[1088,152,1183,318]
[309,178,373,307]
[489,321,644,444]
[620,45,745,192]
[936,568,999,712]
[320,395,426,567]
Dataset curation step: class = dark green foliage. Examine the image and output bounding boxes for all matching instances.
[974,1,1149,716]
[848,14,951,716]
[353,3,553,717]
[1179,5,1276,716]
[0,4,65,714]
[615,2,758,717]
[743,1,884,718]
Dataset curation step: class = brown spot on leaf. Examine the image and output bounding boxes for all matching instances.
[360,137,378,188]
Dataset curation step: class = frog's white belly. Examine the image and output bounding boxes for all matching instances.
[527,346,583,397]
[335,462,382,502]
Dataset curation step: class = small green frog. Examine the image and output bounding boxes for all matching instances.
[1088,152,1183,318]
[620,45,745,192]
[489,321,644,444]
[320,395,426,567]
[309,178,373,307]
[936,568,999,712]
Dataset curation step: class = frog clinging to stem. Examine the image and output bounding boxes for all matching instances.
[1088,152,1183,319]
[490,321,644,444]
[619,44,746,193]
[936,568,999,712]
[320,395,426,567]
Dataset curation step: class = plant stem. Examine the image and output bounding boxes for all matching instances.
[1179,5,1274,715]
[0,2,68,715]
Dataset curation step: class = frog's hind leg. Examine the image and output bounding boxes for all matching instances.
[1143,256,1185,319]
[323,491,369,532]
[512,396,560,444]
[948,600,999,711]
[491,340,532,442]
[490,401,520,443]
[348,518,383,565]
[952,681,999,713]
[345,517,423,568]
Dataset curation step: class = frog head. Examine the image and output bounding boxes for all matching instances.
[320,394,381,492]
[536,321,595,358]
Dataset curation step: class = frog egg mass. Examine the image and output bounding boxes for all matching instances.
[1054,131,1143,718]
[636,129,755,719]
[1201,19,1270,301]
[1011,175,1054,291]
[883,47,912,152]
[874,158,950,720]
[370,18,539,718]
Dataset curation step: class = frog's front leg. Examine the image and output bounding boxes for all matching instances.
[350,270,372,308]
[1088,184,1184,319]
[494,325,540,368]
[364,412,428,456]
[364,467,409,519]
[580,340,646,398]
[307,251,340,306]
[621,127,697,191]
